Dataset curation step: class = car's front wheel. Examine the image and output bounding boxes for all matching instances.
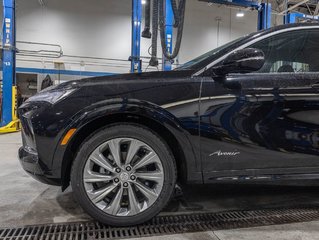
[71,124,176,226]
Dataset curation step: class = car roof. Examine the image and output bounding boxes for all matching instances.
[259,23,319,35]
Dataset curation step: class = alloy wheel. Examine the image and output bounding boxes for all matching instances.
[83,138,164,216]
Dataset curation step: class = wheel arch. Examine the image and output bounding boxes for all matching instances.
[60,112,191,190]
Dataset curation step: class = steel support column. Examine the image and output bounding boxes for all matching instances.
[162,0,173,71]
[1,0,16,127]
[131,0,142,73]
[258,3,272,30]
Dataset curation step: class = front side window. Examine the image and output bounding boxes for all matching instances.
[270,61,310,73]
[176,34,253,71]
[249,29,319,73]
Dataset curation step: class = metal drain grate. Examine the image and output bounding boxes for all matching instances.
[1,206,319,240]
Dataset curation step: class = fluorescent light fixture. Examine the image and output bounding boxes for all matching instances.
[142,0,146,4]
[236,11,245,18]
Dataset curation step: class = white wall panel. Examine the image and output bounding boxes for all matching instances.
[11,0,259,75]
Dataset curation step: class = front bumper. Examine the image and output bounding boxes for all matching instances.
[18,147,61,186]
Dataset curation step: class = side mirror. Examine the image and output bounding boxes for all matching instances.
[212,48,265,76]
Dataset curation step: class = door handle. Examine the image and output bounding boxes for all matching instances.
[311,83,319,89]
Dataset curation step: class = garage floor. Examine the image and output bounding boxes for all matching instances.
[2,133,319,240]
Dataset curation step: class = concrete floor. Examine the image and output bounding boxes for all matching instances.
[1,132,319,240]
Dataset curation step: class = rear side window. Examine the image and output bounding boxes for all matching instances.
[249,29,319,73]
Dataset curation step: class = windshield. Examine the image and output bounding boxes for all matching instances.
[176,34,251,71]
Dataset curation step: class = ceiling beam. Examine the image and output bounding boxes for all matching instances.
[279,0,310,14]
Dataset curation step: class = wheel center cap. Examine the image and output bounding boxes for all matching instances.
[119,172,129,181]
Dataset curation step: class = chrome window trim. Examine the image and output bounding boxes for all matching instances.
[193,25,319,77]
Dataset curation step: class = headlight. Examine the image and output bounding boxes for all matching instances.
[26,88,77,104]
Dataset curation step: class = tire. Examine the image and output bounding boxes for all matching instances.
[71,124,177,226]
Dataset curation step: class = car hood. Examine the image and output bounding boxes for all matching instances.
[53,70,194,90]
[40,68,200,117]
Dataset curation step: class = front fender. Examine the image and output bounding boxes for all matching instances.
[51,98,202,184]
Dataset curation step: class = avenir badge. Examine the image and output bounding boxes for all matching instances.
[210,150,240,157]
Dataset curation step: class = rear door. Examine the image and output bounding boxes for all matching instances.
[200,28,319,182]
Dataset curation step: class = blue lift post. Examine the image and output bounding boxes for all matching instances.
[163,0,174,71]
[131,0,142,73]
[0,0,20,133]
[258,3,272,30]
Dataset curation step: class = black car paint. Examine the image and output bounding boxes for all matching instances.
[19,70,203,186]
[18,23,319,188]
[200,73,319,182]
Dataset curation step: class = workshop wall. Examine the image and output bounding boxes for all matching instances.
[9,0,259,82]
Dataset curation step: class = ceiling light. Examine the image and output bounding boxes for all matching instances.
[236,11,245,18]
[142,0,146,4]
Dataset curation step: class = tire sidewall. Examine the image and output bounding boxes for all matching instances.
[71,124,176,226]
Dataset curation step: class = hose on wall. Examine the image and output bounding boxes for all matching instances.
[171,0,180,27]
[159,0,186,60]
[142,0,152,38]
[149,0,159,66]
[149,0,186,66]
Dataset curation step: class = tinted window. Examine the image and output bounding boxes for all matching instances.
[250,29,319,73]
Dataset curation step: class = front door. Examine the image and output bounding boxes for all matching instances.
[200,28,319,182]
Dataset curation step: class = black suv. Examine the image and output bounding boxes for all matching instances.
[19,23,319,226]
